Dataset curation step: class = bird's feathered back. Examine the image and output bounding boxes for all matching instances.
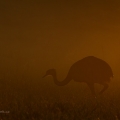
[67,56,113,82]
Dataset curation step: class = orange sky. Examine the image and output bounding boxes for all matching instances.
[0,0,120,79]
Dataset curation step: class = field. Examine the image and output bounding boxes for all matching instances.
[0,78,120,120]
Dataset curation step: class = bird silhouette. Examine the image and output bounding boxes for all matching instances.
[43,56,113,96]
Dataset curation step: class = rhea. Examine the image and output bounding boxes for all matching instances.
[43,56,113,96]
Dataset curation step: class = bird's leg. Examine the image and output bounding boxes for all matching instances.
[99,82,109,95]
[87,83,96,97]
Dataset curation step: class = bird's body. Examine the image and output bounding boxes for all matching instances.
[43,56,113,96]
[68,56,113,83]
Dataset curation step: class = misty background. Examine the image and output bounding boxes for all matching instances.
[0,0,120,84]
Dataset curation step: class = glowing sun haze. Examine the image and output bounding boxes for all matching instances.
[0,0,120,79]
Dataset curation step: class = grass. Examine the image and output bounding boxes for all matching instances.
[0,78,120,120]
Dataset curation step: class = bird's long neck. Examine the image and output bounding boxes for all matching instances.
[52,73,71,86]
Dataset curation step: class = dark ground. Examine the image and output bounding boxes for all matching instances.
[0,77,120,120]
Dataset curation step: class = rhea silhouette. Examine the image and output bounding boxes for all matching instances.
[43,56,113,96]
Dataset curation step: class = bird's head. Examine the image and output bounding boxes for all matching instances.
[42,69,56,78]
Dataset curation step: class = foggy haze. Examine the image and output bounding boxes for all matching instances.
[0,0,120,80]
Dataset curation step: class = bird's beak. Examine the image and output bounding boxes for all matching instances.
[42,74,47,78]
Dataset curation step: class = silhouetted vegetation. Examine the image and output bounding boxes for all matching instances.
[0,77,120,120]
